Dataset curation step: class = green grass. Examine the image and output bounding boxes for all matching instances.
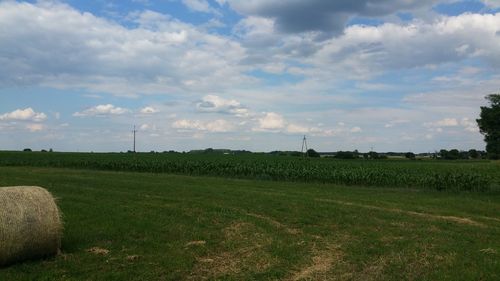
[0,167,499,280]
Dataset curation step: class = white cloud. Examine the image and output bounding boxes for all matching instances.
[350,126,362,133]
[172,119,203,130]
[139,106,159,114]
[26,123,44,132]
[256,112,286,131]
[172,119,234,132]
[196,95,249,117]
[286,123,309,134]
[73,104,130,117]
[182,0,219,14]
[312,13,500,77]
[461,117,479,132]
[482,0,500,8]
[384,119,410,128]
[204,119,235,132]
[0,2,247,96]
[424,117,480,133]
[424,118,459,127]
[0,108,47,122]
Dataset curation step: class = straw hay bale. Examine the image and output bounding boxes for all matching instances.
[0,186,62,266]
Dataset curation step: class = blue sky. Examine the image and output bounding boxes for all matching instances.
[0,0,499,152]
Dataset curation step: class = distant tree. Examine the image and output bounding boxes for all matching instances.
[477,94,500,159]
[23,148,32,152]
[459,151,470,159]
[306,149,320,158]
[368,151,379,159]
[447,149,460,160]
[49,148,53,152]
[41,149,47,152]
[468,149,480,159]
[439,149,448,159]
[335,151,357,159]
[405,152,416,160]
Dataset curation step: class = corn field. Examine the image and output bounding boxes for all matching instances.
[0,151,497,192]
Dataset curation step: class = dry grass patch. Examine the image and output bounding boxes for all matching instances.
[185,240,206,247]
[246,212,301,235]
[86,247,110,255]
[189,221,275,280]
[288,243,345,281]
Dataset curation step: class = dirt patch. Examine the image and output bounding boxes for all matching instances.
[86,247,109,255]
[246,212,301,235]
[316,199,486,227]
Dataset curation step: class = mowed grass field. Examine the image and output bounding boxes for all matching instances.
[0,166,499,280]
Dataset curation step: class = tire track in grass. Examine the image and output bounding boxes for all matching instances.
[315,199,487,227]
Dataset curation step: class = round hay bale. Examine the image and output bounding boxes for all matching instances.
[0,186,62,266]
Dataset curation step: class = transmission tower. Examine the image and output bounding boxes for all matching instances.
[301,135,308,156]
[132,125,137,153]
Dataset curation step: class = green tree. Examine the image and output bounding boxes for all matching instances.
[439,149,448,159]
[468,149,479,159]
[477,94,500,159]
[306,149,320,158]
[368,151,379,159]
[405,152,416,160]
[447,149,460,160]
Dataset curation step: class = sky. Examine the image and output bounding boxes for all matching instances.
[0,0,499,153]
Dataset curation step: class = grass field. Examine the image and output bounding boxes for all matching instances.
[0,166,499,280]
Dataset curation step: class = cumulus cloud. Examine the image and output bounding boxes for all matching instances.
[139,106,159,114]
[73,104,130,117]
[172,119,234,132]
[424,118,459,127]
[182,0,219,14]
[312,13,500,77]
[286,123,309,134]
[0,1,247,96]
[255,112,286,131]
[196,95,249,117]
[227,0,440,35]
[384,119,410,128]
[26,123,44,132]
[0,108,47,122]
[424,117,479,132]
[460,118,479,132]
[350,126,362,133]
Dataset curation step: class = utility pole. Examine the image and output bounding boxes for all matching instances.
[132,125,137,153]
[301,135,308,156]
